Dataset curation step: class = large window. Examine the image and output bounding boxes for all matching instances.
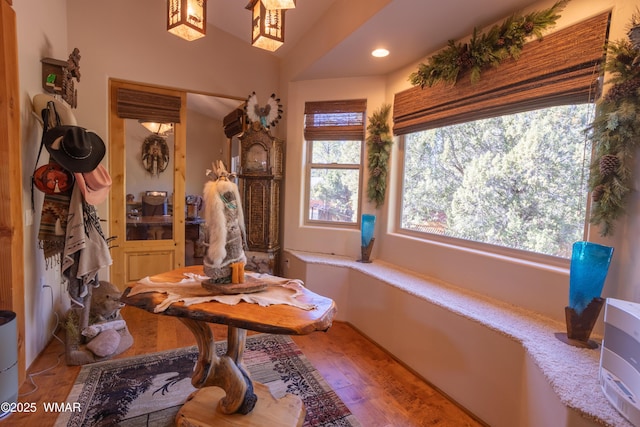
[304,100,366,225]
[401,104,593,258]
[393,12,609,260]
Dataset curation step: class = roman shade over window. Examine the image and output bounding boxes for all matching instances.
[116,88,181,123]
[393,12,610,135]
[304,99,367,140]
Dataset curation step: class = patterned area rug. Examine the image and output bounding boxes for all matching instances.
[55,334,360,427]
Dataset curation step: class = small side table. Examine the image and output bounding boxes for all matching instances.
[120,266,337,427]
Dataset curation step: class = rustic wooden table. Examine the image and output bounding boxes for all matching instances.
[120,265,337,427]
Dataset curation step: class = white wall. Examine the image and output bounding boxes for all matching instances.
[185,109,227,197]
[15,0,72,367]
[283,76,387,258]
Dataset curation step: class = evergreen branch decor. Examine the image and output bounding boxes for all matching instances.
[409,0,568,88]
[366,104,393,208]
[589,14,640,237]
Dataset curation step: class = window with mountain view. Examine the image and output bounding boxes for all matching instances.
[400,104,594,258]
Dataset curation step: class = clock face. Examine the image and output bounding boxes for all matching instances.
[245,143,268,172]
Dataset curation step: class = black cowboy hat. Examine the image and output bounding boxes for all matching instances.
[44,125,106,173]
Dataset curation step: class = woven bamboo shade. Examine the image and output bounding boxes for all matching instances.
[116,88,182,123]
[304,99,367,140]
[393,12,610,135]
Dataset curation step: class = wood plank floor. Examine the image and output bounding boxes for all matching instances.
[8,306,485,427]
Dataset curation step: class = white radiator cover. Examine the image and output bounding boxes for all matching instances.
[0,311,18,419]
[600,298,640,426]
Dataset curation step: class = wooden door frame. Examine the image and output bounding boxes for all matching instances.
[0,0,26,383]
[108,79,187,287]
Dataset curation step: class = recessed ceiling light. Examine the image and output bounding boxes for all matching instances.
[371,48,389,58]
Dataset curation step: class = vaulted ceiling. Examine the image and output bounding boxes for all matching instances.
[191,0,542,118]
[207,0,542,80]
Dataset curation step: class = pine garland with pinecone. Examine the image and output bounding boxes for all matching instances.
[589,16,640,236]
[366,104,393,208]
[409,0,568,87]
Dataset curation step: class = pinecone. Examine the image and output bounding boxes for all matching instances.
[599,154,620,177]
[372,167,382,177]
[604,77,640,102]
[628,25,640,51]
[592,185,605,202]
[616,52,635,66]
[523,21,535,34]
[456,45,474,68]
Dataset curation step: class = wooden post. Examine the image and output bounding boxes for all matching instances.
[0,0,26,385]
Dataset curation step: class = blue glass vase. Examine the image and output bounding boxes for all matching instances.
[358,214,376,263]
[557,241,614,348]
[569,241,614,315]
[361,214,376,247]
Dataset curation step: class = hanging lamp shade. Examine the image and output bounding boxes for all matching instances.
[246,0,285,52]
[139,120,174,135]
[261,0,295,9]
[167,0,207,41]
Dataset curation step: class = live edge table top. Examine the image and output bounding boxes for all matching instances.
[120,265,337,336]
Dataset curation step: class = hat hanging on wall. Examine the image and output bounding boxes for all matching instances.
[32,94,77,126]
[44,125,106,173]
[74,165,112,205]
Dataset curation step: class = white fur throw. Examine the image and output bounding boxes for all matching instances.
[202,178,246,268]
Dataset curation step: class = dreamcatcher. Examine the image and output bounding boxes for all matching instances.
[141,134,169,176]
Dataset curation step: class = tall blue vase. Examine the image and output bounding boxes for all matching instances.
[569,241,614,315]
[558,241,614,348]
[358,214,376,263]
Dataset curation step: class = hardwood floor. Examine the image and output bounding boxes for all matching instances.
[7,306,485,427]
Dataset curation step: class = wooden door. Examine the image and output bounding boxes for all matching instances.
[109,80,186,289]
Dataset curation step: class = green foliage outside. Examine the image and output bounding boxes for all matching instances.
[402,104,593,258]
[308,140,360,223]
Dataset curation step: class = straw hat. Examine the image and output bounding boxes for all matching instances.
[32,93,77,126]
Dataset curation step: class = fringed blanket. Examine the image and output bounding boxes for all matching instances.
[38,191,71,267]
[128,272,318,313]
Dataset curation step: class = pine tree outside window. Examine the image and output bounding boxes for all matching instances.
[304,100,366,225]
[400,105,593,259]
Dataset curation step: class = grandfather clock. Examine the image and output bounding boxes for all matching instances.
[239,122,284,275]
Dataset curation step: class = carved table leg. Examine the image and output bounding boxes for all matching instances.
[178,318,257,415]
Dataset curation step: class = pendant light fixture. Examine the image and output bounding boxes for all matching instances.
[167,0,207,41]
[139,120,174,136]
[246,0,286,52]
[261,0,295,9]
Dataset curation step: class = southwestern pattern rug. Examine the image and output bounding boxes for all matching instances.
[56,334,360,427]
